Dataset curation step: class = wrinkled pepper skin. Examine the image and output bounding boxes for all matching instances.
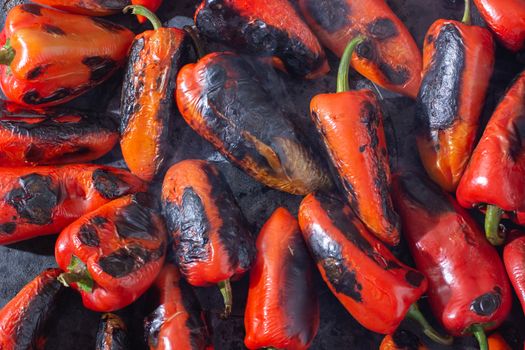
[244,207,319,350]
[55,194,167,312]
[161,160,255,286]
[96,313,130,350]
[194,0,329,79]
[145,265,212,350]
[297,0,422,98]
[416,18,495,192]
[0,4,134,108]
[0,268,63,350]
[121,26,190,182]
[380,330,427,350]
[31,0,162,19]
[0,100,119,166]
[311,89,400,246]
[473,0,525,52]
[176,52,330,195]
[298,192,428,335]
[392,171,512,336]
[0,164,145,245]
[503,235,525,315]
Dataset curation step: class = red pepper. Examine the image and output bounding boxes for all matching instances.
[416,0,495,192]
[392,170,512,350]
[310,37,400,246]
[55,193,167,312]
[0,164,145,245]
[96,313,129,350]
[0,4,134,108]
[244,207,319,350]
[0,268,63,349]
[456,70,525,245]
[379,329,428,350]
[503,235,525,316]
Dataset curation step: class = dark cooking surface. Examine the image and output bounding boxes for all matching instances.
[1,0,524,349]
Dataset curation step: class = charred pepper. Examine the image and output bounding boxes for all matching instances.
[96,313,130,350]
[380,329,428,350]
[503,235,525,316]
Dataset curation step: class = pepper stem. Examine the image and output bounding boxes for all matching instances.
[123,5,162,30]
[462,0,471,25]
[336,36,366,93]
[485,204,505,246]
[0,40,15,66]
[470,324,488,350]
[218,279,232,318]
[184,25,206,59]
[58,255,94,293]
[406,303,453,346]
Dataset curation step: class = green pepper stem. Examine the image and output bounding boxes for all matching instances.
[0,40,15,66]
[462,0,471,25]
[336,36,366,93]
[123,5,162,30]
[184,25,206,59]
[406,303,453,346]
[58,255,94,293]
[485,204,505,246]
[218,279,232,318]
[470,324,488,350]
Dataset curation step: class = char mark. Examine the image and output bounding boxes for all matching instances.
[367,18,398,40]
[305,0,350,33]
[82,56,117,83]
[22,88,72,106]
[114,202,156,240]
[20,4,42,15]
[78,223,100,247]
[356,40,409,85]
[98,243,164,278]
[404,270,425,287]
[0,222,16,234]
[92,169,132,200]
[26,65,47,80]
[91,17,126,33]
[42,24,65,36]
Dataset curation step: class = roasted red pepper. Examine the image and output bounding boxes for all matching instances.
[0,164,145,245]
[96,313,129,350]
[0,100,118,166]
[310,37,400,246]
[380,330,428,350]
[176,52,330,195]
[161,160,255,317]
[473,0,525,52]
[145,264,213,350]
[503,235,525,316]
[244,207,319,350]
[194,0,329,79]
[0,4,134,108]
[120,6,190,182]
[416,0,495,192]
[488,333,512,350]
[297,0,422,98]
[55,193,167,312]
[298,192,451,344]
[392,170,512,350]
[0,268,63,349]
[456,70,525,245]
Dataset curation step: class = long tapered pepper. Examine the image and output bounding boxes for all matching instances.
[310,37,400,246]
[0,164,145,245]
[416,0,495,192]
[297,0,422,98]
[0,269,63,349]
[55,193,167,312]
[503,235,525,315]
[194,0,329,79]
[96,313,130,350]
[145,264,213,350]
[244,207,319,350]
[0,4,134,108]
[380,329,428,350]
[392,170,512,350]
[456,70,525,245]
[176,52,331,195]
[161,160,255,317]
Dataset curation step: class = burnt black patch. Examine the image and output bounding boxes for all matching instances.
[42,24,65,36]
[397,173,453,214]
[78,223,100,247]
[92,169,131,200]
[358,145,367,152]
[392,329,421,350]
[82,56,117,82]
[96,313,129,350]
[92,216,108,226]
[417,24,465,130]
[405,270,425,287]
[367,18,398,40]
[0,222,16,234]
[25,144,44,163]
[356,40,409,85]
[91,17,126,33]
[305,0,350,33]
[144,305,165,348]
[426,34,434,44]
[114,203,155,240]
[20,3,42,16]
[470,291,502,316]
[22,88,72,105]
[26,65,47,80]
[98,244,164,278]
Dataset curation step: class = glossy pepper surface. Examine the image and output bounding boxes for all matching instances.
[0,164,145,245]
[0,100,119,166]
[0,4,134,108]
[194,0,329,79]
[380,329,428,350]
[310,37,400,246]
[503,235,525,315]
[297,0,422,98]
[145,264,212,350]
[96,313,130,350]
[55,193,167,312]
[244,207,319,350]
[416,1,495,192]
[176,52,330,195]
[161,160,255,316]
[0,268,63,350]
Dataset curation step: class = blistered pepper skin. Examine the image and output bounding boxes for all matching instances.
[0,4,134,108]
[194,0,329,79]
[244,207,319,350]
[145,265,212,350]
[176,52,330,195]
[416,20,495,192]
[0,100,118,166]
[392,171,512,336]
[96,313,130,350]
[55,194,167,312]
[31,0,162,18]
[0,164,146,245]
[311,90,400,246]
[161,160,255,286]
[0,269,63,350]
[297,0,422,98]
[503,236,525,315]
[298,192,428,335]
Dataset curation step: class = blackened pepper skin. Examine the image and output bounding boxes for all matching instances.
[96,313,130,350]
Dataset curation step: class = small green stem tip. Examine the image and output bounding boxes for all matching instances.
[0,39,15,66]
[406,303,453,346]
[485,204,505,246]
[123,5,162,30]
[337,35,366,93]
[218,279,232,319]
[462,0,471,25]
[469,324,488,350]
[58,255,94,293]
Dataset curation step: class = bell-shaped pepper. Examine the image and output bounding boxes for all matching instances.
[310,37,400,246]
[0,4,134,108]
[380,329,428,350]
[416,0,495,192]
[503,235,525,316]
[55,193,167,312]
[244,207,319,350]
[96,313,130,350]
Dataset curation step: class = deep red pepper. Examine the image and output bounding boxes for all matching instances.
[503,235,525,316]
[96,313,130,350]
